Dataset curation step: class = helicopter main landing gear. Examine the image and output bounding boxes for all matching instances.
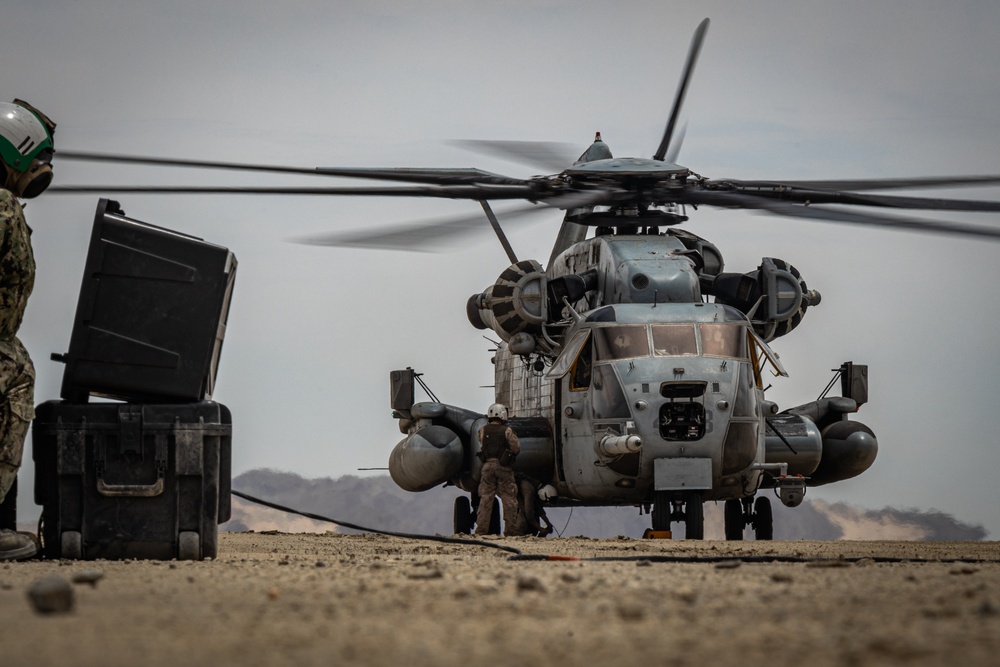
[724,499,745,540]
[724,496,774,540]
[753,496,773,540]
[651,491,704,539]
[453,496,474,535]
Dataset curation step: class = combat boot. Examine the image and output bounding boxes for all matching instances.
[0,528,36,560]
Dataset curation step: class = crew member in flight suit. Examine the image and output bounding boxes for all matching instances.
[474,403,520,536]
[0,100,56,561]
[509,473,555,537]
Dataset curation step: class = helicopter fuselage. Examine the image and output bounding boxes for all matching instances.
[386,229,876,528]
[492,301,767,506]
[471,231,773,506]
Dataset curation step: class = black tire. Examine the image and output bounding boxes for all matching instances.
[453,496,473,535]
[754,495,774,541]
[651,491,671,531]
[488,500,501,535]
[724,499,744,540]
[685,492,704,540]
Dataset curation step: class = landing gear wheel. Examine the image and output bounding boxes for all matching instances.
[488,500,501,535]
[651,491,671,532]
[724,499,744,540]
[684,492,704,540]
[753,496,773,541]
[453,496,474,535]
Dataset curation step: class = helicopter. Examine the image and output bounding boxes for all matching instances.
[48,18,1000,539]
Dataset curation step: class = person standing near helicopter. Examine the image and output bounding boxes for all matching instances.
[0,100,56,560]
[474,403,520,536]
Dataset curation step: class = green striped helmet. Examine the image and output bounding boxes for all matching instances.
[0,102,54,172]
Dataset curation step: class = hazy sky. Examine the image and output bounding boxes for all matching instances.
[5,1,999,536]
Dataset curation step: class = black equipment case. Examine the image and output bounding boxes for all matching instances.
[55,199,237,403]
[32,400,231,560]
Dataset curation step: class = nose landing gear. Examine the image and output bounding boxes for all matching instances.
[650,490,705,539]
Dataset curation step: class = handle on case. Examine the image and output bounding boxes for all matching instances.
[96,475,164,497]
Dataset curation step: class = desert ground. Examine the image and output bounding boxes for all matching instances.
[1,533,998,667]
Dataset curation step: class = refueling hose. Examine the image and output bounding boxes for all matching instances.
[232,489,522,555]
[232,489,1000,564]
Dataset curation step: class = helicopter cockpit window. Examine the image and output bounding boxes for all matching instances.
[651,324,698,356]
[591,364,631,419]
[571,335,593,390]
[593,325,650,361]
[700,323,748,359]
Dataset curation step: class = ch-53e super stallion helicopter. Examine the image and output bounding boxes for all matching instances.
[53,18,1000,539]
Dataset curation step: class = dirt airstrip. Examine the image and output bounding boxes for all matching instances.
[1,533,998,667]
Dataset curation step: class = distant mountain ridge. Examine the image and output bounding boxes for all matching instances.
[225,469,988,541]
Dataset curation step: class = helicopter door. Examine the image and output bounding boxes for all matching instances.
[546,328,594,488]
[546,329,591,380]
[748,328,788,386]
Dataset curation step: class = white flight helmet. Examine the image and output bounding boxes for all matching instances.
[0,100,56,198]
[537,484,558,501]
[487,403,508,420]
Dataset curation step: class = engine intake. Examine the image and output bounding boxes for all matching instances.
[467,259,547,342]
[707,257,820,341]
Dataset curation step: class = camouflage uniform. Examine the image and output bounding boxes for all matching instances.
[474,421,520,535]
[508,474,554,537]
[0,188,35,505]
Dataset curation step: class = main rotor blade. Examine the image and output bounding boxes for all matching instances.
[57,150,328,177]
[653,17,710,162]
[291,188,615,252]
[290,201,553,252]
[313,166,528,186]
[450,140,578,173]
[47,184,540,199]
[719,186,1000,212]
[58,149,529,187]
[683,189,1000,241]
[664,123,687,164]
[714,175,1000,192]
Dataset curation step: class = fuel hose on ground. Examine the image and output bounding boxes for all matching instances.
[232,489,1000,565]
